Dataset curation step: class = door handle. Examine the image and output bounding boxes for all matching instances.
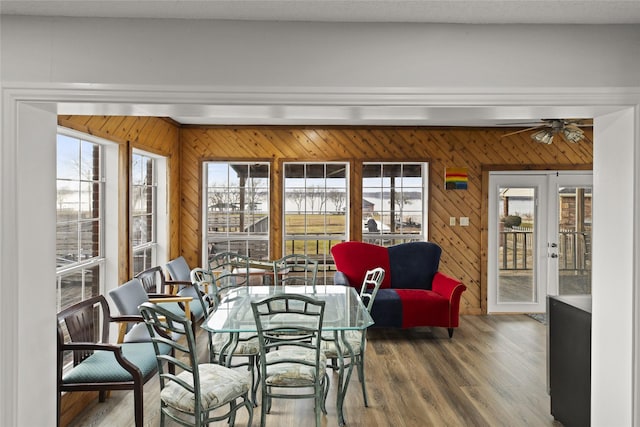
[550,243,558,248]
[550,253,558,258]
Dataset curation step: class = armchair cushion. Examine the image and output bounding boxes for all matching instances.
[387,241,441,290]
[63,342,170,384]
[329,241,391,289]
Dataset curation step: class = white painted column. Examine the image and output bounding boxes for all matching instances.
[591,107,638,426]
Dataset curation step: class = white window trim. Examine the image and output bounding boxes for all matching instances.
[131,149,168,272]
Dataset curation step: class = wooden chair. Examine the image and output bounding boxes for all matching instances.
[139,301,253,427]
[251,294,329,427]
[165,257,208,334]
[57,295,170,427]
[108,277,193,343]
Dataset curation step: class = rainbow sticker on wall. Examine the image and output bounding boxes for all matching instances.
[445,167,468,190]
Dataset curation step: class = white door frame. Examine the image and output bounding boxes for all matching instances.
[545,172,593,296]
[488,171,593,313]
[488,172,548,313]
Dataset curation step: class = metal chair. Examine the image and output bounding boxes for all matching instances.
[191,267,261,406]
[208,251,251,293]
[251,293,329,427]
[139,302,253,427]
[322,267,385,406]
[272,253,318,292]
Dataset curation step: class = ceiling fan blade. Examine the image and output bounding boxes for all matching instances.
[501,125,544,138]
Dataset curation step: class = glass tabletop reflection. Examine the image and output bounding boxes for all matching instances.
[202,285,374,334]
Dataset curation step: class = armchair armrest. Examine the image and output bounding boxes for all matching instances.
[432,271,467,327]
[432,272,464,299]
[148,295,193,320]
[333,271,353,287]
[164,279,193,294]
[111,314,145,343]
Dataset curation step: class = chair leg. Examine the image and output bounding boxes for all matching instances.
[134,384,144,427]
[358,356,369,407]
[448,327,454,338]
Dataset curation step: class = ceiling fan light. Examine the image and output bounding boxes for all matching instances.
[531,129,554,144]
[562,127,584,143]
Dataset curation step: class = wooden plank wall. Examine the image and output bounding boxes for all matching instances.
[180,126,593,316]
[58,115,181,284]
[56,116,593,315]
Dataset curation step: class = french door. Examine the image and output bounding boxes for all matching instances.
[488,171,592,313]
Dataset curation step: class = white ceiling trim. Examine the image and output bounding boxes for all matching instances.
[2,0,640,24]
[8,83,634,125]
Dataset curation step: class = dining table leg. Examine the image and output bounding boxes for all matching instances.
[334,329,356,426]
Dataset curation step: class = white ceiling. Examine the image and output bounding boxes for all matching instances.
[3,0,640,24]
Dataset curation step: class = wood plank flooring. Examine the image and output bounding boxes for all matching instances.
[66,315,561,427]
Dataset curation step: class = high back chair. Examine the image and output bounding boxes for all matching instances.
[139,302,253,427]
[272,253,318,292]
[322,267,385,407]
[108,277,193,343]
[165,256,208,332]
[251,294,329,427]
[57,295,169,427]
[135,265,173,294]
[191,265,261,405]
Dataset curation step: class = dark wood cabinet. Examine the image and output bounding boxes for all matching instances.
[548,295,592,427]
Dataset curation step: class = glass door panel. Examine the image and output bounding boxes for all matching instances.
[553,183,592,295]
[497,187,537,304]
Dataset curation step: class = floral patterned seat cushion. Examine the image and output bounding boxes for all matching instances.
[264,348,327,386]
[211,332,260,355]
[160,363,251,413]
[319,330,363,358]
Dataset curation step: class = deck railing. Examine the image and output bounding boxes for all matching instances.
[500,228,591,272]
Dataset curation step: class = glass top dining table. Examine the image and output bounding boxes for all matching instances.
[202,284,374,426]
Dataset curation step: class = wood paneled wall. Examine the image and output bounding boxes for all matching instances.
[58,116,181,284]
[180,126,593,315]
[56,116,593,315]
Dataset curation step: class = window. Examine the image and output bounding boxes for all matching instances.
[362,163,427,246]
[56,132,105,311]
[203,162,270,262]
[283,163,348,284]
[131,151,161,275]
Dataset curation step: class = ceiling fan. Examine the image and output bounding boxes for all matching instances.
[501,119,592,144]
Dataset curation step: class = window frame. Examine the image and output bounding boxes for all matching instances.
[131,149,167,275]
[282,162,349,284]
[202,161,271,265]
[361,162,429,246]
[56,127,117,312]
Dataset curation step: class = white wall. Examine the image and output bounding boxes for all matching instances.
[1,16,639,426]
[2,17,640,88]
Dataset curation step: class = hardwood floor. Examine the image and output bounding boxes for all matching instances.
[66,315,561,427]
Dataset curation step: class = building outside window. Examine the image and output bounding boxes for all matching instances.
[131,151,158,275]
[203,162,270,263]
[56,131,105,312]
[362,163,428,246]
[283,162,348,284]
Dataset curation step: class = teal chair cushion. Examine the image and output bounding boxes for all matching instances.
[62,342,170,384]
